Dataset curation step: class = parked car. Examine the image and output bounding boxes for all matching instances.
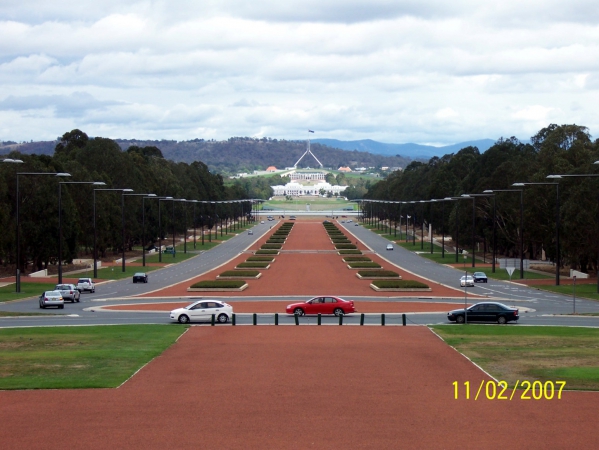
[460,275,475,287]
[164,245,176,254]
[447,302,519,324]
[170,300,233,324]
[386,243,394,251]
[54,284,80,302]
[39,290,64,309]
[133,273,148,283]
[286,296,356,316]
[76,278,95,293]
[473,272,488,283]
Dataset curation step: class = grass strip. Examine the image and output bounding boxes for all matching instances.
[431,325,599,391]
[0,325,184,389]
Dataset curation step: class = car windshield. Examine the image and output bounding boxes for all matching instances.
[134,273,145,276]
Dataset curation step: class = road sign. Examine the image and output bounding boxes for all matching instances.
[506,267,515,277]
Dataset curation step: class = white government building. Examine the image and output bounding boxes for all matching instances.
[271,180,347,196]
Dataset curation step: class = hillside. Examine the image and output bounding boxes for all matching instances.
[0,137,410,174]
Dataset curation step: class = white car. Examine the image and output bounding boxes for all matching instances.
[386,244,394,251]
[460,275,475,287]
[39,290,64,309]
[170,300,233,324]
[77,277,95,293]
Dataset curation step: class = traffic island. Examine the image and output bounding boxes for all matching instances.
[370,280,431,291]
[187,280,249,292]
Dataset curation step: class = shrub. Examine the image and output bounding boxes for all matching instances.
[261,244,282,249]
[219,270,260,277]
[348,262,382,268]
[357,270,400,277]
[371,280,429,289]
[335,244,357,249]
[190,280,246,288]
[256,250,279,255]
[338,250,362,255]
[343,257,372,262]
[237,262,270,268]
[247,256,274,262]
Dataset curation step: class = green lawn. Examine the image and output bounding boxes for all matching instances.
[535,283,599,302]
[0,282,58,303]
[431,325,599,390]
[0,325,185,389]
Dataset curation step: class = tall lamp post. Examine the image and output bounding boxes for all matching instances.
[141,195,161,267]
[122,192,155,272]
[548,172,599,292]
[483,189,523,275]
[461,193,494,268]
[58,181,105,283]
[15,171,71,292]
[513,182,560,285]
[158,197,174,262]
[93,188,132,278]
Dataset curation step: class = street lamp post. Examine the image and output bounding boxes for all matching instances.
[122,193,156,272]
[58,181,105,283]
[93,188,132,278]
[15,171,71,292]
[548,171,599,292]
[514,182,560,285]
[158,197,174,262]
[461,193,494,269]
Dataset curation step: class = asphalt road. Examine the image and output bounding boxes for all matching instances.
[1,219,599,328]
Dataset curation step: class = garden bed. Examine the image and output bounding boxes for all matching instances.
[356,270,401,280]
[187,280,249,291]
[338,250,363,255]
[347,262,382,269]
[370,280,431,291]
[247,256,275,262]
[217,270,262,279]
[236,262,270,269]
[255,250,279,255]
[342,257,372,262]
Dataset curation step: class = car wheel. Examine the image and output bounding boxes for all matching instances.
[497,316,507,325]
[293,308,304,316]
[334,308,344,316]
[39,302,44,309]
[59,305,64,309]
[217,313,229,323]
[178,314,190,324]
[456,315,465,324]
[92,289,95,293]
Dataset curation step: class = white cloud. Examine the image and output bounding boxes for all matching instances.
[1,1,599,145]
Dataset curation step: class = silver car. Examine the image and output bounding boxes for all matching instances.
[39,290,65,309]
[55,284,81,302]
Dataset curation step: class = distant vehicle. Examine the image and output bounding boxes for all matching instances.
[76,278,95,293]
[386,243,393,251]
[460,275,475,287]
[261,220,265,224]
[133,273,148,283]
[164,246,176,254]
[290,216,296,220]
[286,296,356,316]
[473,272,488,283]
[248,230,254,235]
[54,284,80,302]
[354,223,359,226]
[39,290,64,309]
[447,302,519,324]
[170,300,233,324]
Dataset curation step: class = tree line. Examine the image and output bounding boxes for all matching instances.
[0,130,252,275]
[362,124,599,274]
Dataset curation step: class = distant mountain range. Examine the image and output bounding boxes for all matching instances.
[312,139,498,159]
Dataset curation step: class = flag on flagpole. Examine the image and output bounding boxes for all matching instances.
[308,130,314,133]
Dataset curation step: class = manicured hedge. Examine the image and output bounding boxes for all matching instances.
[261,244,282,249]
[256,250,279,255]
[190,280,246,288]
[371,280,429,289]
[247,256,274,262]
[237,262,270,268]
[357,270,400,278]
[348,262,382,268]
[266,239,286,244]
[338,250,363,255]
[219,270,260,277]
[343,257,372,262]
[331,239,351,244]
[335,244,357,249]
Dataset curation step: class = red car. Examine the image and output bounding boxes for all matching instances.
[286,296,356,316]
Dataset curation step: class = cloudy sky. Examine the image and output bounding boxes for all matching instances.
[1,0,598,145]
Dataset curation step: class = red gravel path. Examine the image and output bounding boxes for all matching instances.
[137,221,478,299]
[1,327,596,449]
